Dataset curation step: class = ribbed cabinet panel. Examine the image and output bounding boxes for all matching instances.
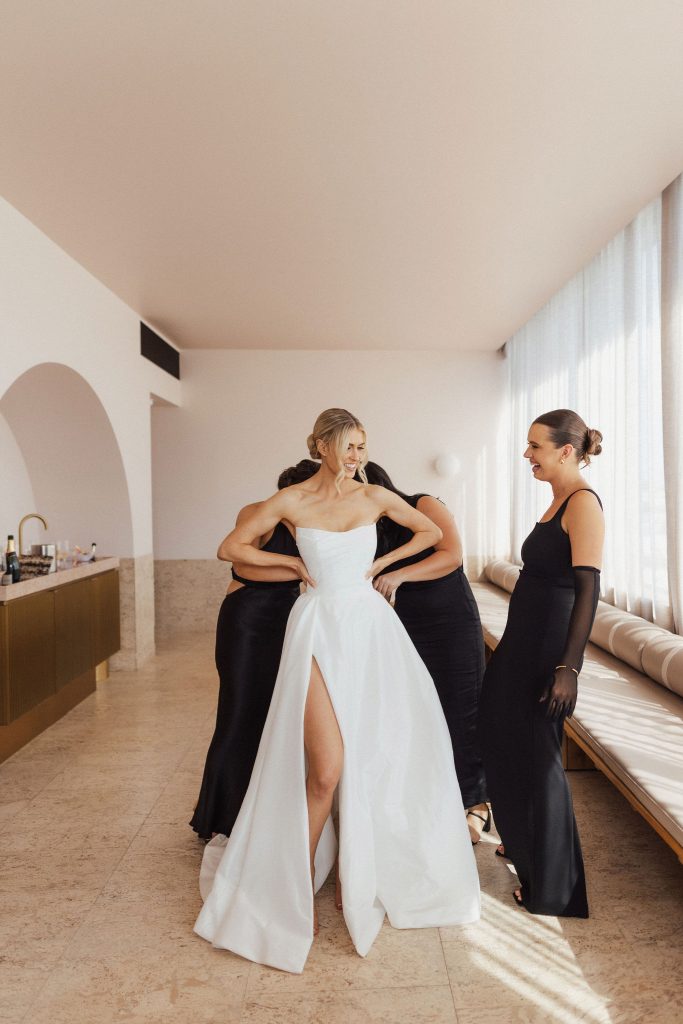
[91,571,120,664]
[0,605,9,724]
[7,590,56,721]
[55,581,95,690]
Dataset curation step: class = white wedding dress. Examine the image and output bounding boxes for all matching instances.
[194,524,480,973]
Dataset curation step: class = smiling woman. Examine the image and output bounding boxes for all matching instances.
[194,407,480,973]
[306,407,369,491]
[480,408,605,918]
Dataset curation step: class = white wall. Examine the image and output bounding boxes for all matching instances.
[0,412,36,550]
[152,349,509,572]
[0,196,180,558]
[1,364,134,555]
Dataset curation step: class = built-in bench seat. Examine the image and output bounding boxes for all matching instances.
[470,560,683,863]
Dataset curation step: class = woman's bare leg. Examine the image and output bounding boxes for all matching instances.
[304,658,343,934]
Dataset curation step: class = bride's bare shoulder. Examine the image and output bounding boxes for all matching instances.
[364,483,394,507]
[277,481,316,509]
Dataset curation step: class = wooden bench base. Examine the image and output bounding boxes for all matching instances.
[564,720,683,865]
[562,730,596,771]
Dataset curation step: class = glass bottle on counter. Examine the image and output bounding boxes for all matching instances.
[5,535,21,583]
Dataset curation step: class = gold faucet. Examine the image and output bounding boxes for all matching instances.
[18,513,48,556]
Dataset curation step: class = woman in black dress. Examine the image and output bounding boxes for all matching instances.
[479,409,604,916]
[190,460,318,841]
[364,462,489,842]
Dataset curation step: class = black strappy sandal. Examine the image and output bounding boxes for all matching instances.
[466,806,491,845]
[512,889,526,909]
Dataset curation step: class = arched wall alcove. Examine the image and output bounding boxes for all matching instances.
[0,362,134,560]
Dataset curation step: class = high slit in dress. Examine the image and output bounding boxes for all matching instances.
[194,524,480,973]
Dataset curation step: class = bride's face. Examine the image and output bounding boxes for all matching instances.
[320,428,366,479]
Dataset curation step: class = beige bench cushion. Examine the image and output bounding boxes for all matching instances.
[572,645,683,850]
[470,580,512,648]
[483,559,520,594]
[470,578,683,851]
[591,603,683,699]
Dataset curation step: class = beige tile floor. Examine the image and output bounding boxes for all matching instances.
[1,632,682,1024]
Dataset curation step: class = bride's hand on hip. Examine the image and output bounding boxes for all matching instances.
[373,570,404,601]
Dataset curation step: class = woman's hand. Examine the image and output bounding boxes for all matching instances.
[291,557,316,588]
[373,569,405,601]
[366,556,388,580]
[539,667,578,720]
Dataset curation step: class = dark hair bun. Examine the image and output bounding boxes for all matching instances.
[582,427,603,464]
[585,428,603,459]
[278,459,319,490]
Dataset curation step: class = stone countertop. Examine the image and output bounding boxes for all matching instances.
[0,557,119,603]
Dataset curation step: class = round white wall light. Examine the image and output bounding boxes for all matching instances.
[434,453,461,478]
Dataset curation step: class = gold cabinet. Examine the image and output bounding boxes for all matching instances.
[91,570,120,665]
[55,579,94,690]
[0,569,120,740]
[4,590,56,721]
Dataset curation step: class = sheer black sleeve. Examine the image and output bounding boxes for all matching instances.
[541,566,600,721]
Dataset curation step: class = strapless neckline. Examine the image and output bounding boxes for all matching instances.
[296,523,377,535]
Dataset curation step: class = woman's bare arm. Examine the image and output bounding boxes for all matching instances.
[225,503,302,583]
[564,490,605,568]
[373,496,462,598]
[366,487,442,579]
[218,491,315,586]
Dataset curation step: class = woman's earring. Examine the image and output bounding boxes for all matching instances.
[560,458,565,464]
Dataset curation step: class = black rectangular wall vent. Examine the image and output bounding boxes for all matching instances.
[140,323,180,379]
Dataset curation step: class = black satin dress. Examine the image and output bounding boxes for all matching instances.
[190,523,300,840]
[378,495,487,809]
[479,491,601,917]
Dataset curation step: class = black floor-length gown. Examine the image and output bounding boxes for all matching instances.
[378,495,487,809]
[190,523,300,840]
[479,489,602,917]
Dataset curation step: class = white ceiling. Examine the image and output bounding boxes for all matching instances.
[2,2,683,352]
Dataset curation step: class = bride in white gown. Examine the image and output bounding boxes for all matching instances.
[194,409,480,973]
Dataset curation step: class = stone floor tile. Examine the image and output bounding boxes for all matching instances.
[443,931,598,1011]
[240,984,457,1023]
[24,951,248,1024]
[99,846,200,903]
[0,798,29,833]
[573,938,683,1003]
[0,962,55,1024]
[455,1003,611,1024]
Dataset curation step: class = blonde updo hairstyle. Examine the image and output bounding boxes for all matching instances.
[307,408,369,491]
[533,409,603,466]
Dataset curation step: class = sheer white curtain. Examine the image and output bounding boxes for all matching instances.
[506,195,676,631]
[662,176,683,634]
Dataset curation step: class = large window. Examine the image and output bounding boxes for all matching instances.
[506,187,681,634]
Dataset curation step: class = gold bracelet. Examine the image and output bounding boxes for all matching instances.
[555,664,579,676]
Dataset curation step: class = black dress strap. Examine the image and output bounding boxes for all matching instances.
[559,488,603,514]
